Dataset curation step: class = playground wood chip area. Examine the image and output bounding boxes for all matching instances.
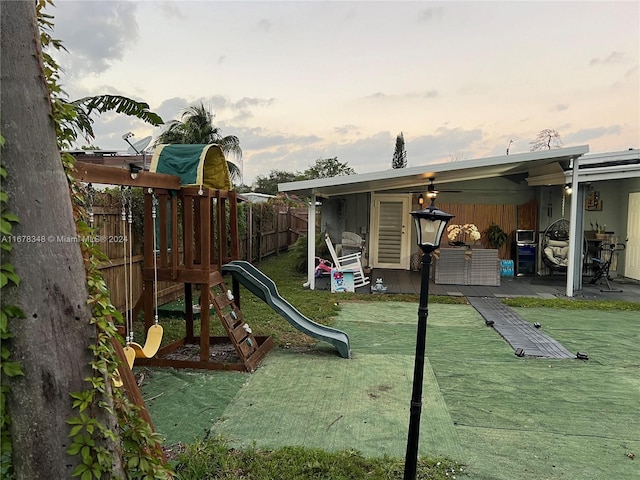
[140,302,639,480]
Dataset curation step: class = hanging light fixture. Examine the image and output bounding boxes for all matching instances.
[564,184,572,195]
[426,178,438,202]
[418,193,424,206]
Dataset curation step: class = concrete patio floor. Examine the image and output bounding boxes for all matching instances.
[369,268,640,303]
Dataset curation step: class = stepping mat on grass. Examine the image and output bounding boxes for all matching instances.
[469,297,575,358]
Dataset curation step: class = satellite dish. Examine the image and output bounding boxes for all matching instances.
[127,136,152,154]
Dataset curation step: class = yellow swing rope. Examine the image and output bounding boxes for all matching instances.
[123,191,163,368]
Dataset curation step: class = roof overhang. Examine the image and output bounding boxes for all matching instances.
[279,145,589,198]
[527,148,640,185]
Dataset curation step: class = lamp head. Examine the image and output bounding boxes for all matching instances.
[410,203,454,253]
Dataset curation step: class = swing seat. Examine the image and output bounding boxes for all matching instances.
[112,370,124,388]
[123,345,137,369]
[130,324,164,359]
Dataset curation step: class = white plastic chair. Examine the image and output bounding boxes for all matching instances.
[324,233,370,288]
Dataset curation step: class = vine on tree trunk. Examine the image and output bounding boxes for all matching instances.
[34,1,174,478]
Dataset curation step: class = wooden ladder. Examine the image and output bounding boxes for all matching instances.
[209,272,265,372]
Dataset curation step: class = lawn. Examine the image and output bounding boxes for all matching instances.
[138,252,639,479]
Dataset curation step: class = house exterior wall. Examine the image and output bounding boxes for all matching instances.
[321,193,370,247]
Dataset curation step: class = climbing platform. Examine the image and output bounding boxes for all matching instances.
[468,297,575,359]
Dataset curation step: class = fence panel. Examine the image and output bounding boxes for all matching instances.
[93,202,308,313]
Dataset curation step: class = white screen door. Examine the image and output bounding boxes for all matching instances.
[370,194,410,269]
[624,192,640,280]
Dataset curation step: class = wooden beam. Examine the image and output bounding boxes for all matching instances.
[74,161,181,189]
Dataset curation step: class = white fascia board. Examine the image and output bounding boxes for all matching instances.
[580,149,640,166]
[567,164,640,182]
[279,145,589,195]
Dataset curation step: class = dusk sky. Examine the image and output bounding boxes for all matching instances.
[52,1,639,185]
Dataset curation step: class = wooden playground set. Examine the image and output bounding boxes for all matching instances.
[76,145,275,379]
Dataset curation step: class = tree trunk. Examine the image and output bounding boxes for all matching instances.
[1,2,122,478]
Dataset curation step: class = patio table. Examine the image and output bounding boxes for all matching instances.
[435,248,500,286]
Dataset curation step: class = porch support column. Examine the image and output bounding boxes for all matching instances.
[307,192,317,290]
[566,156,581,297]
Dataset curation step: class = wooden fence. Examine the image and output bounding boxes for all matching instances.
[91,207,183,313]
[92,204,308,313]
[240,205,308,262]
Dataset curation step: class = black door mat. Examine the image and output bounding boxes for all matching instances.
[468,297,575,359]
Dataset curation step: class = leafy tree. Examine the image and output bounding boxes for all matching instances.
[254,170,301,195]
[392,132,407,169]
[154,102,242,182]
[530,129,563,151]
[303,157,355,179]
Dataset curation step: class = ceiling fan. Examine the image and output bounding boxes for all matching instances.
[413,178,462,206]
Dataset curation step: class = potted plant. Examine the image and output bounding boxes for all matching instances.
[591,221,607,240]
[447,223,481,247]
[484,223,508,250]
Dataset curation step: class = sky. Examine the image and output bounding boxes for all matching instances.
[51,0,639,185]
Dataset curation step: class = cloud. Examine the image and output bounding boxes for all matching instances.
[417,7,444,23]
[53,1,139,76]
[235,127,321,151]
[364,90,439,101]
[406,127,484,164]
[589,51,626,66]
[158,1,187,20]
[563,125,623,144]
[242,126,487,184]
[233,97,276,110]
[153,97,191,123]
[334,125,360,136]
[551,104,569,112]
[256,18,272,32]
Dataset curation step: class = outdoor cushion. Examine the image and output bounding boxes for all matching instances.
[548,239,569,248]
[544,246,569,266]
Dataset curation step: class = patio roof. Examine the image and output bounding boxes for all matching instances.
[278,145,590,198]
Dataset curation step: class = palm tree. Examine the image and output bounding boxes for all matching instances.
[154,103,242,182]
[63,95,163,150]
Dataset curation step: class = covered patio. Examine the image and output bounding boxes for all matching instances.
[279,147,640,298]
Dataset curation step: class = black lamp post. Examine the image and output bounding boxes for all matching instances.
[403,197,454,480]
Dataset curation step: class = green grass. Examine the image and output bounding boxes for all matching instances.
[147,251,467,349]
[173,436,462,480]
[502,296,640,311]
[139,250,638,479]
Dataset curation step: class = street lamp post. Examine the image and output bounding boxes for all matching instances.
[403,198,454,480]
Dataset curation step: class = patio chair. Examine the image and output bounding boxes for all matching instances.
[541,218,570,275]
[324,233,370,288]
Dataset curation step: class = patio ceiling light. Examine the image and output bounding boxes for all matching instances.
[564,184,572,195]
[427,178,438,200]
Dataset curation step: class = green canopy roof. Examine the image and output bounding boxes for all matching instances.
[150,144,231,190]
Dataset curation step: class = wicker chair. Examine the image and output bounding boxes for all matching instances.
[541,218,570,275]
